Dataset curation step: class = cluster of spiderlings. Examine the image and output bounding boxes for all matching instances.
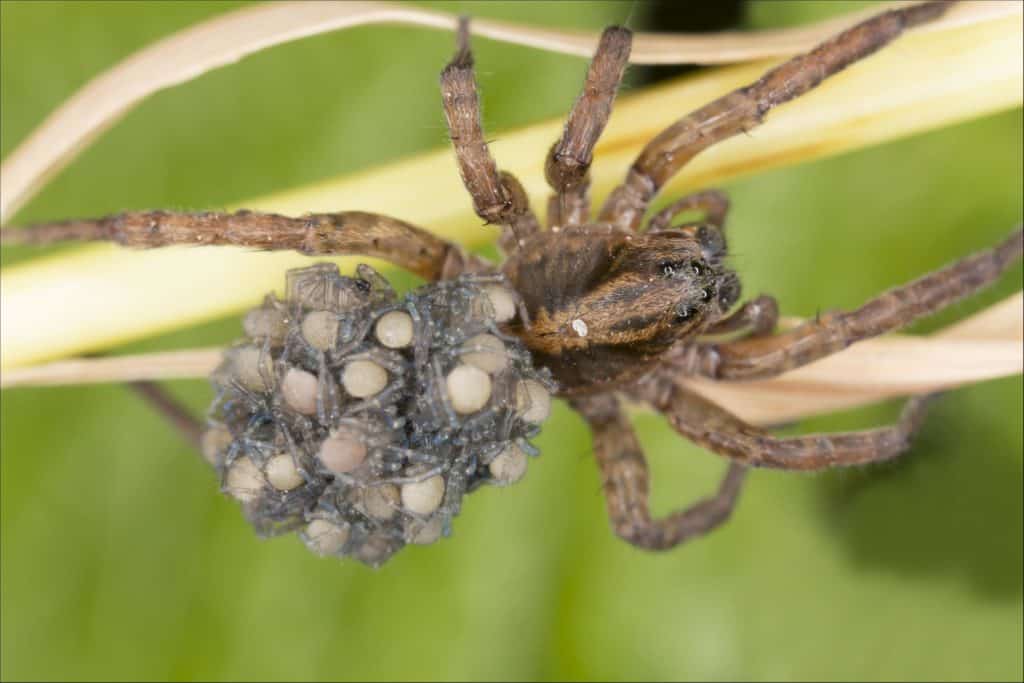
[200,263,554,567]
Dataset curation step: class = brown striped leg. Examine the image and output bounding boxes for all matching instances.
[440,17,540,253]
[129,381,203,452]
[630,373,935,471]
[598,1,954,230]
[1,210,482,281]
[571,393,747,550]
[545,26,632,230]
[683,227,1022,381]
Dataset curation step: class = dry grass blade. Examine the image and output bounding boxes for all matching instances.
[0,348,224,389]
[3,293,1020,427]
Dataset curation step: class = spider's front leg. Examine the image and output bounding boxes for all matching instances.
[2,210,482,281]
[598,1,954,230]
[684,227,1023,381]
[440,17,540,253]
[545,26,631,230]
[631,372,935,471]
[571,393,747,550]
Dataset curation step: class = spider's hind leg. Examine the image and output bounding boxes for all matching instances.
[129,381,203,452]
[631,372,936,472]
[571,393,747,550]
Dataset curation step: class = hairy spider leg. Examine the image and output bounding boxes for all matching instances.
[598,1,955,231]
[631,375,935,472]
[545,26,632,230]
[440,17,540,254]
[3,210,479,281]
[129,381,203,452]
[678,227,1023,381]
[572,393,747,550]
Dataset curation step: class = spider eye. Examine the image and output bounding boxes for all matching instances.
[673,304,695,324]
[700,286,714,302]
[354,278,372,293]
[659,260,684,278]
[660,260,706,279]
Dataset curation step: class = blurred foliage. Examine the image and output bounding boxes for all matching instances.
[1,1,1021,681]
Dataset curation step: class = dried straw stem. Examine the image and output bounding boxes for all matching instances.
[3,293,1019,426]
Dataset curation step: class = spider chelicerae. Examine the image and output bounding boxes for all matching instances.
[4,0,1022,563]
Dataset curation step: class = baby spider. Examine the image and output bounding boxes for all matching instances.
[4,0,1021,560]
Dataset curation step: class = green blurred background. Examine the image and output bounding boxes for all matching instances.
[1,1,1021,680]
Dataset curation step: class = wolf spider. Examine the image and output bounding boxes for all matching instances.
[6,0,1022,551]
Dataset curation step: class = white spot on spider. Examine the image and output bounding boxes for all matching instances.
[446,364,492,414]
[405,517,444,545]
[317,430,367,474]
[225,456,264,502]
[374,310,414,348]
[302,310,338,351]
[200,424,232,467]
[281,367,318,415]
[362,484,400,520]
[482,285,516,323]
[401,474,445,515]
[516,379,551,425]
[303,519,350,556]
[460,333,507,374]
[266,453,304,491]
[342,359,388,397]
[489,443,528,486]
[572,318,588,337]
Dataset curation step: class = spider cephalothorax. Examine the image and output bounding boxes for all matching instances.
[6,0,1022,561]
[505,224,738,393]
